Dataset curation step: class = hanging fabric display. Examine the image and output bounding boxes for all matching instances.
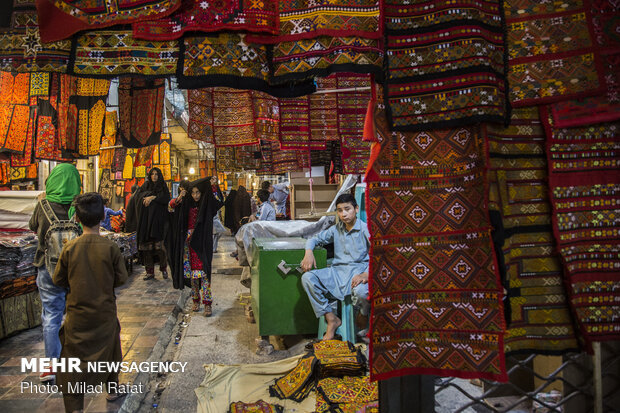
[337,74,372,174]
[383,0,508,131]
[132,0,279,40]
[0,3,71,72]
[35,0,182,43]
[542,110,620,349]
[253,92,280,142]
[487,107,578,355]
[68,30,179,78]
[99,111,118,169]
[118,77,165,148]
[33,74,73,161]
[366,102,507,382]
[0,72,32,154]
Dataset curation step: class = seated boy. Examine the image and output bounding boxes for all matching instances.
[300,193,370,341]
[250,189,276,222]
[53,193,128,412]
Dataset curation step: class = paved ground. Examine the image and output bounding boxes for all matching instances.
[0,235,483,412]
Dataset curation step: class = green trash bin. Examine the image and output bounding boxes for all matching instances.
[251,237,326,336]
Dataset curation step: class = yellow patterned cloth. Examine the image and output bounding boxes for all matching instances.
[316,376,378,413]
[228,399,283,413]
[122,154,134,179]
[312,340,366,378]
[268,355,316,402]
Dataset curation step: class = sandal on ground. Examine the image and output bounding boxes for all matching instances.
[143,273,155,280]
[191,302,200,312]
[204,304,212,317]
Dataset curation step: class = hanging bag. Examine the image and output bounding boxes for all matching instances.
[40,199,82,275]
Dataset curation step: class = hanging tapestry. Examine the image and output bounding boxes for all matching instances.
[111,147,127,173]
[309,77,339,143]
[271,141,301,174]
[179,33,316,97]
[122,154,134,179]
[268,355,316,402]
[270,36,383,85]
[257,139,274,175]
[32,74,72,162]
[98,169,114,202]
[188,89,258,147]
[228,400,283,413]
[247,0,380,45]
[0,72,31,154]
[158,137,171,164]
[35,0,181,43]
[486,107,578,355]
[118,78,165,148]
[384,0,507,131]
[0,161,9,186]
[542,110,620,349]
[134,146,155,167]
[505,0,606,106]
[152,144,160,165]
[337,75,372,174]
[216,147,241,172]
[311,141,343,175]
[99,111,117,168]
[68,30,178,78]
[0,7,71,72]
[316,376,378,412]
[10,109,35,167]
[133,0,278,40]
[253,92,279,142]
[278,96,314,150]
[366,104,507,382]
[237,144,262,171]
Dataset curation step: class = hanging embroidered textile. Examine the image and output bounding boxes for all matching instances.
[99,111,117,169]
[0,72,31,154]
[337,75,372,174]
[188,89,258,147]
[56,77,110,158]
[310,77,339,143]
[98,169,114,203]
[68,30,178,78]
[316,376,378,413]
[253,92,280,142]
[10,110,35,167]
[278,96,318,150]
[542,110,620,349]
[271,141,301,174]
[237,144,262,171]
[118,78,165,148]
[365,104,507,382]
[178,33,316,97]
[0,6,71,72]
[268,355,316,402]
[228,400,283,413]
[158,137,171,164]
[134,146,155,167]
[35,0,181,43]
[216,147,241,172]
[384,0,508,131]
[111,147,127,173]
[486,107,578,355]
[0,160,9,186]
[132,0,279,40]
[122,154,134,179]
[256,139,274,175]
[505,0,606,106]
[270,36,383,85]
[152,144,160,165]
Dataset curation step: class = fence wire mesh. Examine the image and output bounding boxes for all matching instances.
[434,342,620,413]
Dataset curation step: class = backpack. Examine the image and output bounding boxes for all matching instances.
[40,199,82,275]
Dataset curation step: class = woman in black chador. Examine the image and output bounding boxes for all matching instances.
[135,167,171,280]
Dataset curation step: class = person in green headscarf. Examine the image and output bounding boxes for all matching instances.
[29,163,82,383]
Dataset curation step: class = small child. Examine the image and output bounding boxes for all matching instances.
[53,193,128,412]
[101,198,123,231]
[251,189,276,222]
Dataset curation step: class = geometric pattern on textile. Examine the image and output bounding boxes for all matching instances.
[487,107,579,355]
[228,400,283,413]
[310,76,339,143]
[0,8,71,73]
[256,139,274,175]
[311,339,366,378]
[270,35,383,85]
[118,78,165,148]
[247,0,380,44]
[35,0,181,43]
[216,147,242,173]
[268,355,316,402]
[188,89,258,147]
[132,0,279,40]
[237,144,262,172]
[99,111,117,168]
[0,72,31,154]
[542,111,620,348]
[179,33,316,97]
[316,376,378,413]
[253,92,280,142]
[505,0,603,106]
[337,75,372,174]
[271,140,301,174]
[68,30,178,77]
[366,104,507,382]
[278,96,316,150]
[384,0,508,131]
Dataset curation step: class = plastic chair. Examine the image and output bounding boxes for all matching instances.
[317,295,356,343]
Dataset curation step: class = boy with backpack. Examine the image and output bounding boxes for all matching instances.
[28,163,82,382]
[53,192,128,412]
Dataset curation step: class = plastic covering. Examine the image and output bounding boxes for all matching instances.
[235,175,358,266]
[0,191,42,230]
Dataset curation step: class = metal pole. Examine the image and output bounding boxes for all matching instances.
[593,342,603,413]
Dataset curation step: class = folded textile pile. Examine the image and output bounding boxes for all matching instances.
[311,339,367,379]
[315,376,378,413]
[103,232,137,259]
[268,354,317,402]
[0,232,38,284]
[228,399,283,413]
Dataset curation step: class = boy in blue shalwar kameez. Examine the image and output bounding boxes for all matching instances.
[300,193,370,340]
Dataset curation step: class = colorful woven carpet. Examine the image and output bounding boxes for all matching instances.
[384,0,508,132]
[188,89,258,147]
[247,0,380,44]
[68,30,178,78]
[487,107,578,355]
[178,33,316,97]
[35,0,181,43]
[542,109,620,348]
[505,0,605,106]
[0,5,71,72]
[133,0,279,40]
[270,35,383,85]
[118,78,165,148]
[366,103,507,382]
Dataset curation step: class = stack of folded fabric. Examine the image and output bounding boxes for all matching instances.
[268,354,317,402]
[311,340,367,379]
[315,376,378,413]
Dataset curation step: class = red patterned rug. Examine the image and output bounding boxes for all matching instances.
[118,78,165,148]
[542,108,620,349]
[366,103,507,382]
